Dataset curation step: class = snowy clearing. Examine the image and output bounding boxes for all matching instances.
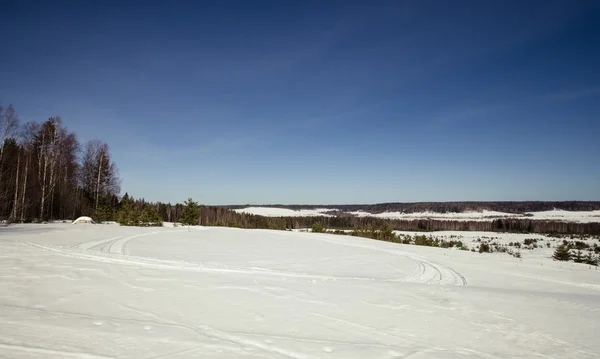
[1,224,600,358]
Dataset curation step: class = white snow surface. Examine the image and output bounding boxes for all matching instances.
[234,207,335,217]
[525,209,600,223]
[1,224,600,358]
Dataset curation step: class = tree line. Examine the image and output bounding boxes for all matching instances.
[0,103,120,222]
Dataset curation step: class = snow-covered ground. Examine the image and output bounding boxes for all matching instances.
[234,207,600,223]
[525,209,600,223]
[1,224,600,358]
[233,207,336,217]
[394,230,599,258]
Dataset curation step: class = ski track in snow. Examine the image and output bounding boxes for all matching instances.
[24,230,467,287]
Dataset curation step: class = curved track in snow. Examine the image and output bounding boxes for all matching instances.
[27,228,467,286]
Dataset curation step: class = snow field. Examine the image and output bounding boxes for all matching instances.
[1,224,600,358]
[233,207,336,217]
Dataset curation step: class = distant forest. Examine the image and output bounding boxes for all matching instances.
[115,201,600,235]
[224,201,600,214]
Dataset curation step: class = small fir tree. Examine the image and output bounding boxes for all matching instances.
[552,244,571,262]
[584,252,598,266]
[573,250,584,263]
[180,198,201,226]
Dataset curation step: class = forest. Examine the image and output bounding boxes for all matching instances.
[0,104,120,222]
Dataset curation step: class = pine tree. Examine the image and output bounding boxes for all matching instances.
[117,193,140,226]
[584,252,598,266]
[573,250,584,263]
[552,244,571,262]
[140,204,162,227]
[180,198,200,226]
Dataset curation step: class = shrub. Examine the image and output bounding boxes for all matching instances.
[311,222,325,233]
[479,243,491,253]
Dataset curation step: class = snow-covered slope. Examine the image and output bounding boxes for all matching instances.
[234,207,335,217]
[525,209,600,223]
[1,224,599,358]
[233,207,600,223]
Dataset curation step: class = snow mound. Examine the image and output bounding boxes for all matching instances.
[71,216,94,224]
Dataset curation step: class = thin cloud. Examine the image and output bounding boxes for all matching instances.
[546,87,600,101]
[428,104,508,129]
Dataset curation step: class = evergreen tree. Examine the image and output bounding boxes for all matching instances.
[117,193,140,226]
[552,244,571,262]
[180,198,200,226]
[584,252,598,266]
[140,204,163,227]
[573,250,584,263]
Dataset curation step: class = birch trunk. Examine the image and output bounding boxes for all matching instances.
[95,150,104,213]
[10,151,20,222]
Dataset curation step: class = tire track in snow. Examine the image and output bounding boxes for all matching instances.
[0,342,113,359]
[1,303,305,359]
[75,236,122,251]
[23,241,458,284]
[26,229,467,285]
[311,234,468,286]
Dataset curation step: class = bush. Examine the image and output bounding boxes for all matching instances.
[479,243,491,253]
[311,222,325,233]
[524,238,538,246]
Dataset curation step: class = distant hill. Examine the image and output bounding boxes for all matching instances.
[223,201,600,214]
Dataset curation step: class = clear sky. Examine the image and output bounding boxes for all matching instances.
[1,0,599,204]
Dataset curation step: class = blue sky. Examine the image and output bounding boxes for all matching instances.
[1,0,599,204]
